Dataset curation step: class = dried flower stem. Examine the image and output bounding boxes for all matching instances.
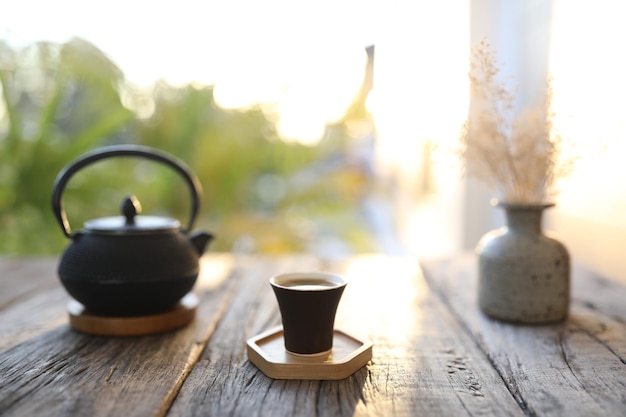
[460,40,574,203]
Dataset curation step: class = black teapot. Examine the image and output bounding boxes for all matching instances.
[52,145,213,316]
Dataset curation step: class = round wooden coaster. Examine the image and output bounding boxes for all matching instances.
[68,293,198,336]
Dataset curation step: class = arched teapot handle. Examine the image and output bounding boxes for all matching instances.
[51,145,203,238]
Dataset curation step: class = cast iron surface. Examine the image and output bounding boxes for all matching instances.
[51,145,212,316]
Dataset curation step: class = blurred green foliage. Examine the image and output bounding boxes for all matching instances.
[0,38,380,255]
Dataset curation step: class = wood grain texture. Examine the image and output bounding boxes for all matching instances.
[1,253,625,417]
[421,254,626,417]
[169,255,524,417]
[0,258,69,351]
[0,255,236,417]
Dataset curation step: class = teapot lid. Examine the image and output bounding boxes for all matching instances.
[83,195,180,235]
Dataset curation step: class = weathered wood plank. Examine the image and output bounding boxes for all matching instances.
[0,258,69,351]
[4,254,623,417]
[333,256,523,417]
[0,255,237,417]
[0,284,69,351]
[169,255,524,417]
[167,255,316,417]
[421,253,626,417]
[572,263,626,323]
[0,258,60,309]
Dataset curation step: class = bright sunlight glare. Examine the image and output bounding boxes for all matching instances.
[367,0,469,256]
[370,1,468,182]
[550,0,626,220]
[2,0,379,145]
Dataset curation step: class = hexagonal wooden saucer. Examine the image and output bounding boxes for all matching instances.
[247,326,373,380]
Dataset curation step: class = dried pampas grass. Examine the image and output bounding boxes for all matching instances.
[459,40,575,203]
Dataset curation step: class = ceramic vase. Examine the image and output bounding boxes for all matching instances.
[476,202,570,323]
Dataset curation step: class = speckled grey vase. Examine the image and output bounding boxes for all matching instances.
[476,202,570,323]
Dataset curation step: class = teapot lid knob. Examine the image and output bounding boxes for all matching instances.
[122,195,142,225]
[82,194,180,234]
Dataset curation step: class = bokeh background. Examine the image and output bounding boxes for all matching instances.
[2,1,625,284]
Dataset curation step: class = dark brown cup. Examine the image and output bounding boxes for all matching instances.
[270,272,347,355]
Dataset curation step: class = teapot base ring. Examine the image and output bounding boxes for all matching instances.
[67,293,198,336]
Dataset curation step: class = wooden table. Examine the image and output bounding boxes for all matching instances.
[1,253,625,416]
